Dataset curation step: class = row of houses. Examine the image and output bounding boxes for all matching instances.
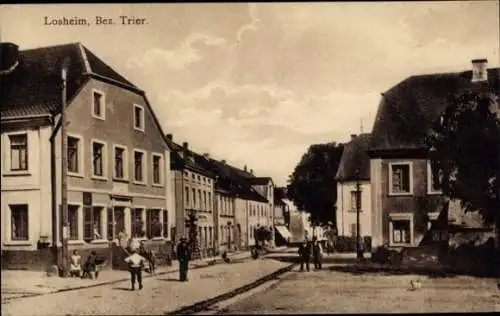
[0,42,291,270]
[335,58,499,259]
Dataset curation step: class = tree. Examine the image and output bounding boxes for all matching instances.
[425,90,499,231]
[286,142,344,227]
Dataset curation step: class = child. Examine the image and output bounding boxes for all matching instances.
[82,251,98,279]
[70,250,82,277]
[124,248,147,290]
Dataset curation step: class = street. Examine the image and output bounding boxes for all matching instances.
[219,264,500,314]
[1,258,290,316]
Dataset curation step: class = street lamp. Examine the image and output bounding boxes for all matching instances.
[227,221,232,252]
[355,169,364,260]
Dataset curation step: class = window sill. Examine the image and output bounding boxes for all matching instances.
[90,239,109,245]
[389,243,414,248]
[134,127,145,133]
[152,183,164,188]
[427,191,443,196]
[151,237,165,241]
[133,181,147,186]
[91,175,108,181]
[92,114,105,121]
[388,192,413,197]
[113,178,129,183]
[3,171,31,177]
[3,240,32,246]
[68,172,84,178]
[347,209,364,213]
[68,240,85,245]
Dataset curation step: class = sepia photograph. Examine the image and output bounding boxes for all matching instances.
[1,1,499,315]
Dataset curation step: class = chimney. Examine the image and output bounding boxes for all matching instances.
[350,134,357,141]
[221,159,226,165]
[0,42,19,74]
[166,134,173,141]
[203,153,210,160]
[244,165,247,172]
[182,142,188,159]
[471,58,488,83]
[250,169,254,175]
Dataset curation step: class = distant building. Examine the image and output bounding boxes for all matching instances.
[168,138,216,258]
[335,133,371,238]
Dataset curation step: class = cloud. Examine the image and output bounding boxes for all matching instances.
[127,33,227,70]
[233,4,262,46]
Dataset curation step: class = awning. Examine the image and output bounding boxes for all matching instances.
[275,225,292,240]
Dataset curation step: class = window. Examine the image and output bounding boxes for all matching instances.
[162,210,169,238]
[185,187,190,206]
[93,207,102,240]
[203,191,207,210]
[133,104,145,131]
[92,141,106,178]
[131,208,144,237]
[389,213,413,246]
[427,161,443,194]
[192,188,196,208]
[68,205,79,240]
[209,227,213,248]
[207,192,212,211]
[67,136,80,174]
[197,175,201,181]
[134,150,145,183]
[10,204,28,240]
[204,227,208,248]
[114,146,126,180]
[152,154,163,185]
[92,90,105,119]
[350,223,361,237]
[146,209,162,239]
[9,134,28,171]
[108,207,125,240]
[350,190,362,211]
[389,162,412,195]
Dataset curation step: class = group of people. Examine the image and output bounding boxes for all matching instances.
[69,250,100,279]
[122,236,191,291]
[298,236,323,272]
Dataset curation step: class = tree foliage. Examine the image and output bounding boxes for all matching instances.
[286,142,344,226]
[425,90,499,224]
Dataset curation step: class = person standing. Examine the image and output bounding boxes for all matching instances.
[124,248,147,291]
[298,238,311,272]
[176,237,191,281]
[312,236,323,270]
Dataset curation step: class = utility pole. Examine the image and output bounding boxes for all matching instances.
[355,169,363,260]
[60,57,70,277]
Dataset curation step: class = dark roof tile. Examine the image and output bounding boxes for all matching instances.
[370,69,500,152]
[336,133,371,181]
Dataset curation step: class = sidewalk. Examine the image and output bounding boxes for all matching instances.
[1,251,250,302]
[2,257,293,316]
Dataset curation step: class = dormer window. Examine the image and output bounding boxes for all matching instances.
[134,104,145,132]
[92,90,105,120]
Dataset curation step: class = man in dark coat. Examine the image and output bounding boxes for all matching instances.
[298,238,311,272]
[176,237,191,281]
[312,236,323,270]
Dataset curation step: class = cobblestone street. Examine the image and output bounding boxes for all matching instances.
[1,258,289,316]
[220,264,500,314]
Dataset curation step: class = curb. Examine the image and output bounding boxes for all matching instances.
[165,262,297,315]
[1,254,252,303]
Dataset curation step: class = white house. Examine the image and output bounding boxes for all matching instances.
[335,133,372,238]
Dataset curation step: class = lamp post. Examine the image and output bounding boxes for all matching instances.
[227,221,232,252]
[60,57,70,277]
[355,169,363,260]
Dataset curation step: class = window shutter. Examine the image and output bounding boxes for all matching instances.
[146,209,152,239]
[83,206,94,242]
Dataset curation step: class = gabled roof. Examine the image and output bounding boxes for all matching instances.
[1,42,174,151]
[169,142,215,178]
[369,68,500,153]
[247,177,273,186]
[1,42,138,119]
[196,158,268,203]
[335,133,371,181]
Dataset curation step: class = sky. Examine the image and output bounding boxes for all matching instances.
[1,2,499,186]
